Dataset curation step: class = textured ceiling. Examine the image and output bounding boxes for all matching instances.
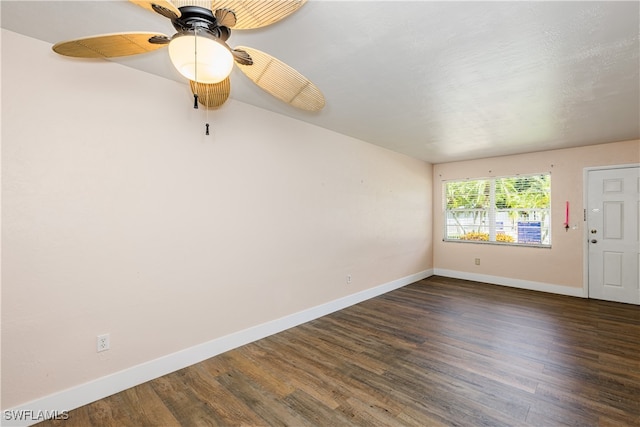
[2,1,639,163]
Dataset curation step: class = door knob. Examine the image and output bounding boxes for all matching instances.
[591,239,597,243]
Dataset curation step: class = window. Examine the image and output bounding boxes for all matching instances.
[444,174,551,246]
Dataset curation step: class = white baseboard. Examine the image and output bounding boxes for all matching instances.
[2,269,433,427]
[433,268,586,298]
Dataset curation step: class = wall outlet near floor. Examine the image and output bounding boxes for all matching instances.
[97,334,110,352]
[475,258,481,265]
[346,274,352,284]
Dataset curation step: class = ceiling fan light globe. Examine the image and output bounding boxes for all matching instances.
[168,33,234,84]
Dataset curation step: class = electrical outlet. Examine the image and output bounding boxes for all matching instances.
[97,334,110,352]
[346,275,352,284]
[475,258,480,265]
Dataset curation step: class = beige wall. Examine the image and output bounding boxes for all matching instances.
[433,139,639,288]
[1,30,432,409]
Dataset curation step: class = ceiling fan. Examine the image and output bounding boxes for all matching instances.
[52,0,325,111]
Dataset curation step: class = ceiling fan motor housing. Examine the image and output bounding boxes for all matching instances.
[172,6,230,41]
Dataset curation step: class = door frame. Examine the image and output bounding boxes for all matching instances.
[582,163,640,299]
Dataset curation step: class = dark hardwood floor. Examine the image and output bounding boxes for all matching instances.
[39,276,640,426]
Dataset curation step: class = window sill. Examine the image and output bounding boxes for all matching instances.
[443,239,552,249]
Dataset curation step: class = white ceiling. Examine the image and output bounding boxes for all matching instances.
[2,0,639,163]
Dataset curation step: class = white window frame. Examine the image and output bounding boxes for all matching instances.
[443,173,551,247]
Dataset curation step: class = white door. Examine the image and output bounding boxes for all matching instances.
[587,166,640,304]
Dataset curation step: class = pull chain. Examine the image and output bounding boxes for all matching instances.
[191,28,210,135]
[193,28,199,110]
[205,80,210,135]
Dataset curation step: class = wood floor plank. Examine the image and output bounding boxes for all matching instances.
[35,276,640,426]
[214,368,313,427]
[107,383,181,426]
[148,372,223,426]
[181,364,267,426]
[207,349,297,399]
[414,335,540,393]
[281,390,356,426]
[248,338,344,411]
[384,354,532,424]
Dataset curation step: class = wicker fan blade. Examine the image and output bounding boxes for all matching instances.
[234,46,324,111]
[209,0,306,30]
[52,33,170,58]
[129,0,181,19]
[190,78,231,109]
